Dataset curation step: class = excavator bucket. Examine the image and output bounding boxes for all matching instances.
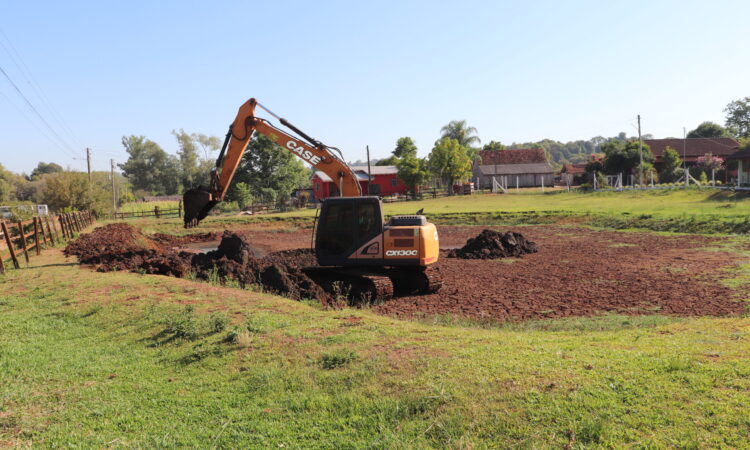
[183,188,217,228]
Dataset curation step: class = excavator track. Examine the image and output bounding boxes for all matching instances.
[303,267,394,305]
[387,266,443,296]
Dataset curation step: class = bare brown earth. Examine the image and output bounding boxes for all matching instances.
[66,223,748,321]
[226,224,746,320]
[376,226,746,320]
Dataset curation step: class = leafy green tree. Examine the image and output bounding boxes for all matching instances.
[173,129,201,190]
[660,146,683,182]
[427,138,473,194]
[396,155,430,197]
[29,162,63,180]
[482,140,505,151]
[231,182,252,209]
[119,135,182,195]
[0,177,12,203]
[393,137,418,158]
[0,163,19,202]
[725,97,750,138]
[687,121,730,138]
[601,140,653,178]
[375,155,400,166]
[229,135,308,205]
[40,171,112,214]
[440,120,481,148]
[191,133,222,160]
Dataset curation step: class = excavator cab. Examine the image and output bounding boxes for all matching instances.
[315,197,383,266]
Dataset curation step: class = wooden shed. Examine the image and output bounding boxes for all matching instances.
[473,149,554,188]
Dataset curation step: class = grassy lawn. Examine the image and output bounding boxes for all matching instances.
[118,201,180,214]
[124,188,750,236]
[1,245,750,447]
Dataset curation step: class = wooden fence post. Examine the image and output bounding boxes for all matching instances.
[58,215,68,239]
[44,216,56,245]
[39,217,49,245]
[73,213,81,232]
[33,218,41,255]
[63,213,73,235]
[0,224,5,273]
[17,220,30,264]
[154,206,160,218]
[61,214,69,236]
[50,215,61,241]
[178,201,182,218]
[1,222,20,269]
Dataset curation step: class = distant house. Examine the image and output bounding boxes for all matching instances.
[645,138,740,170]
[473,149,554,188]
[725,147,750,186]
[311,165,408,200]
[560,163,587,185]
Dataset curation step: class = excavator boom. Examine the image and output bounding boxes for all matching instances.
[184,98,361,227]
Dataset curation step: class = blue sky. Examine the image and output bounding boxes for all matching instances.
[1,0,748,174]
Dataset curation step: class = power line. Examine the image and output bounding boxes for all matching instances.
[0,87,79,160]
[0,63,81,158]
[0,27,84,148]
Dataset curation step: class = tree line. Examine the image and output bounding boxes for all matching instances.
[3,97,748,212]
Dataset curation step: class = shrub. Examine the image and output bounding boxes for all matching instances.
[209,312,229,334]
[166,305,199,340]
[320,350,357,369]
[224,327,253,348]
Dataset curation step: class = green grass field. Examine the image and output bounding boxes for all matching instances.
[118,201,180,214]
[1,249,749,447]
[3,189,750,446]
[123,187,750,236]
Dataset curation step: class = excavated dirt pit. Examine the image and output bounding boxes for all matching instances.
[65,223,749,322]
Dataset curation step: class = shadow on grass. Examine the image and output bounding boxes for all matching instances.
[704,190,750,202]
[412,313,686,332]
[27,262,80,269]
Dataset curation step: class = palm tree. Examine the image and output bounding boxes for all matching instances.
[440,120,481,148]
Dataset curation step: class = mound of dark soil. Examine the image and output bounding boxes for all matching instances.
[65,223,329,303]
[447,229,537,259]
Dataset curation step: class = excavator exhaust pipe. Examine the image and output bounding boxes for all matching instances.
[183,188,217,228]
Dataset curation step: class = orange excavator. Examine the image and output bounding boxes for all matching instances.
[183,98,441,300]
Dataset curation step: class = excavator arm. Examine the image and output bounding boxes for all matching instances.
[183,98,362,227]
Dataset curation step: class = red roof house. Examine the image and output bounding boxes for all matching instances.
[645,138,739,167]
[311,165,408,200]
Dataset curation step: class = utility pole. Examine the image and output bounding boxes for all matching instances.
[683,127,688,187]
[110,159,117,212]
[366,145,372,195]
[637,115,643,186]
[682,127,687,170]
[86,148,92,184]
